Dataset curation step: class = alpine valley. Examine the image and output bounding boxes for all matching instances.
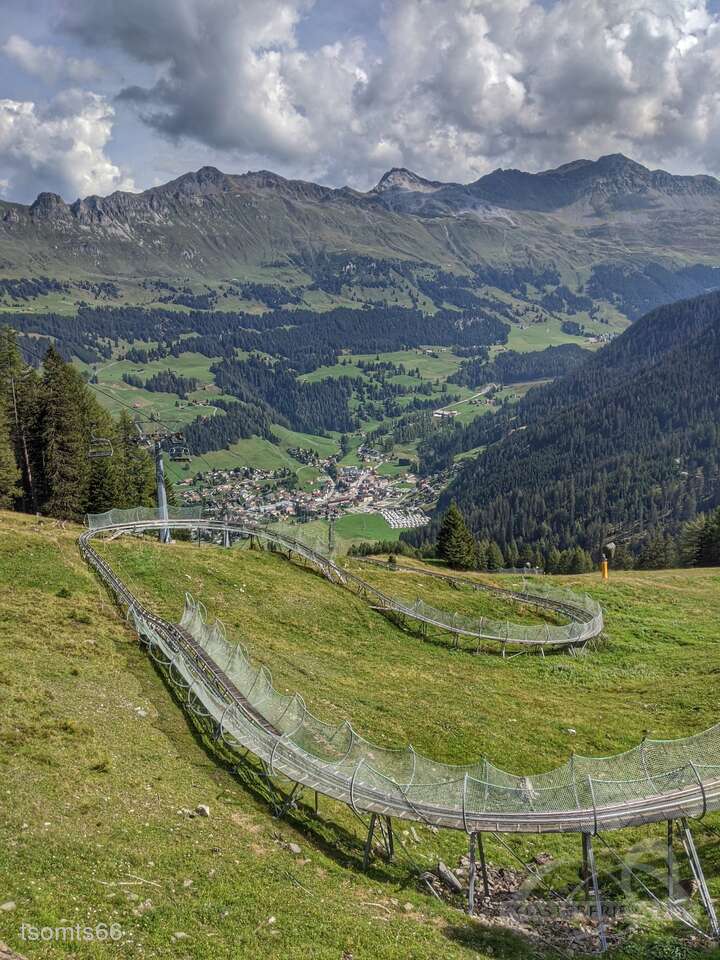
[2,152,720,567]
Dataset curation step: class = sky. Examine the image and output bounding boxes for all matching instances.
[1,0,720,202]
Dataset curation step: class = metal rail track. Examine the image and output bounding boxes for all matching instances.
[354,557,597,626]
[78,518,720,836]
[86,518,601,649]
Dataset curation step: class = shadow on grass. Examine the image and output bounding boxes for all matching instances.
[122,631,424,888]
[443,922,537,959]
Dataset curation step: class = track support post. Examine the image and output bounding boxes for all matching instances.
[477,832,490,898]
[362,814,394,870]
[274,781,302,819]
[667,820,675,902]
[380,816,394,862]
[679,818,720,937]
[468,831,476,915]
[582,833,607,953]
[363,813,378,871]
[467,832,490,915]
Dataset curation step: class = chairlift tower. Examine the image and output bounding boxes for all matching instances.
[326,508,336,556]
[131,418,179,544]
[154,440,171,544]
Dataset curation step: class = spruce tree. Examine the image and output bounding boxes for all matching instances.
[546,546,561,574]
[679,515,706,567]
[486,541,505,571]
[113,411,156,508]
[637,533,669,570]
[40,347,91,519]
[0,401,20,508]
[0,327,42,512]
[698,508,720,566]
[436,501,476,570]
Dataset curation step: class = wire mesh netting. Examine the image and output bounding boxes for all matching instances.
[85,507,602,649]
[166,593,720,832]
[388,590,602,647]
[87,506,203,529]
[79,510,720,831]
[268,519,338,560]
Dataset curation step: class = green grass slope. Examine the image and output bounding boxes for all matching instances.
[2,510,720,959]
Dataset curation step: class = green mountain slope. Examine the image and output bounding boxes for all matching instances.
[3,155,720,323]
[421,290,720,554]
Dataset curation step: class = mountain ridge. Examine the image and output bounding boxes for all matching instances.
[3,152,720,326]
[8,152,720,213]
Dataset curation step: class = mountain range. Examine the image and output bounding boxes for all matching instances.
[3,154,720,323]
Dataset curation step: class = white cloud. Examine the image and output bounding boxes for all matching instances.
[0,91,135,200]
[52,0,720,187]
[348,0,720,184]
[2,33,100,84]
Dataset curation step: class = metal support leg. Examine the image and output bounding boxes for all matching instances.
[274,781,302,818]
[314,790,319,815]
[468,832,477,915]
[363,813,378,871]
[467,832,490,915]
[477,831,490,898]
[582,832,590,904]
[584,834,607,953]
[679,818,720,937]
[382,816,394,861]
[667,820,675,902]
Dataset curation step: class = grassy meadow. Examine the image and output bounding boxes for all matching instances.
[2,509,720,959]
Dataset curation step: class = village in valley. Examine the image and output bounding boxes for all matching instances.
[176,448,439,529]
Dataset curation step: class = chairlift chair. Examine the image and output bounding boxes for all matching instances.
[88,429,113,460]
[170,443,191,463]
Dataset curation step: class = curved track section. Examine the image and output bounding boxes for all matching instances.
[87,510,603,651]
[79,512,720,836]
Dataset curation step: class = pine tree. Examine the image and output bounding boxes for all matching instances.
[486,541,505,571]
[436,502,476,570]
[0,326,42,513]
[0,401,20,508]
[546,546,562,574]
[40,347,91,519]
[637,533,669,570]
[164,473,178,508]
[113,412,156,508]
[679,515,706,567]
[612,544,635,570]
[519,543,534,568]
[698,508,720,567]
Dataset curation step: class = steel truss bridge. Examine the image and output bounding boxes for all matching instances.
[79,508,720,948]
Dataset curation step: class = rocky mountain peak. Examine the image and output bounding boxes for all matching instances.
[151,165,233,198]
[374,168,444,194]
[30,192,70,220]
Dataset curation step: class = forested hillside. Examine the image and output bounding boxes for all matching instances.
[448,343,591,389]
[415,291,720,557]
[0,328,159,520]
[6,303,510,371]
